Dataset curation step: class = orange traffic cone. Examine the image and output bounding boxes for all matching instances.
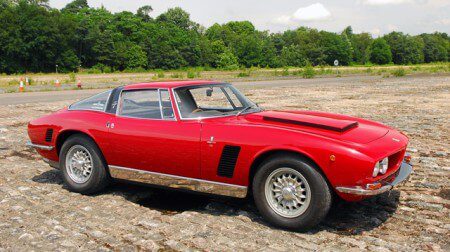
[19,79,24,92]
[77,78,82,89]
[25,77,29,86]
[55,79,60,87]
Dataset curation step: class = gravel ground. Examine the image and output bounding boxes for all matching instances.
[0,75,449,251]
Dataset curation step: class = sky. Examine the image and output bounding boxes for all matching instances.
[49,0,450,36]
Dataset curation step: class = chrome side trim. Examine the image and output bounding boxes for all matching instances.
[26,141,54,151]
[336,161,413,196]
[108,165,248,198]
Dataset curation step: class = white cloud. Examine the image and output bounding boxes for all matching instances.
[292,3,331,21]
[273,3,331,25]
[273,15,296,26]
[364,0,413,5]
[370,28,382,36]
[387,24,398,31]
[434,18,450,25]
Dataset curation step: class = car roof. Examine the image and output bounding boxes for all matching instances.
[123,80,223,90]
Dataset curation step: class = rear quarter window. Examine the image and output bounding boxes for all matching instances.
[69,90,111,111]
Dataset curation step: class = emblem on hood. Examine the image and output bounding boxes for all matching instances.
[392,138,400,142]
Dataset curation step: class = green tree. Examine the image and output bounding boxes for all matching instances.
[61,0,88,13]
[420,33,448,62]
[384,32,424,64]
[281,45,307,67]
[319,31,352,65]
[369,38,392,64]
[137,5,152,21]
[352,33,373,64]
[0,1,447,74]
[156,7,196,31]
[216,49,239,69]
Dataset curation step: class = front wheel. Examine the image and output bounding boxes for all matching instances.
[253,155,332,231]
[59,134,110,194]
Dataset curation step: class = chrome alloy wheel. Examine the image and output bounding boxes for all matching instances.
[65,145,93,184]
[264,167,311,218]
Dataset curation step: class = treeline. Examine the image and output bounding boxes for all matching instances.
[0,0,449,73]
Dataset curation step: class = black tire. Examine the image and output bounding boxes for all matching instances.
[252,154,332,231]
[59,134,110,194]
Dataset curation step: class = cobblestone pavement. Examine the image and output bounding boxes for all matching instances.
[0,75,449,251]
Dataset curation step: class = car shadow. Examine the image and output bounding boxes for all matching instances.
[32,169,400,234]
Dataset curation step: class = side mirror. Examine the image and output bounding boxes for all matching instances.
[206,89,213,97]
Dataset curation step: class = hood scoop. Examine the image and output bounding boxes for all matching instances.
[262,111,358,133]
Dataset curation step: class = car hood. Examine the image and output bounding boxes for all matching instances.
[244,110,390,144]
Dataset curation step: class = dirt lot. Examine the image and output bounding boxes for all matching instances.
[0,75,449,251]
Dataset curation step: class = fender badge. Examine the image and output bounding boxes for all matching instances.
[392,138,400,142]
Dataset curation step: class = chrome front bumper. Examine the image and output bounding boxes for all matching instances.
[335,161,413,196]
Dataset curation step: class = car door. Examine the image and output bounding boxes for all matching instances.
[107,88,201,178]
[200,119,252,186]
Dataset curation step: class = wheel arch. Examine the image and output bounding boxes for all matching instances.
[56,129,96,156]
[56,129,110,176]
[248,148,332,193]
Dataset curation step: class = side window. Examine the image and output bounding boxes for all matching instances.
[119,90,162,119]
[160,90,174,119]
[105,87,123,114]
[70,90,111,111]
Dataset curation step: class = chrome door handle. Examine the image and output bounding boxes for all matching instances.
[106,122,115,129]
[207,136,216,145]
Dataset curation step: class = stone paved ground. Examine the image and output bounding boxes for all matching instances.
[0,75,449,251]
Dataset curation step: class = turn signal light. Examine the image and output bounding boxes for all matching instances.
[366,183,382,190]
[404,153,411,163]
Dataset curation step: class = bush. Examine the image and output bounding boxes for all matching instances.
[170,72,182,78]
[68,72,76,82]
[217,50,239,70]
[156,70,165,78]
[237,70,251,77]
[86,68,102,74]
[187,71,196,79]
[302,64,315,79]
[392,68,405,77]
[7,80,19,86]
[282,68,290,76]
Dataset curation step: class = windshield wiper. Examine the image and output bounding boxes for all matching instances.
[236,104,257,117]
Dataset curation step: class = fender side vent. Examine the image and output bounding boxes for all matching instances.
[45,129,53,142]
[217,145,241,178]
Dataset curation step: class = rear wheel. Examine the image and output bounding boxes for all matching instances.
[59,134,109,194]
[253,155,331,231]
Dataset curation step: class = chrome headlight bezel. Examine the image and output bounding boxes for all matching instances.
[380,157,389,174]
[372,157,389,177]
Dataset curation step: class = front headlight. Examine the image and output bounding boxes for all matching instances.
[372,157,389,177]
[380,157,388,174]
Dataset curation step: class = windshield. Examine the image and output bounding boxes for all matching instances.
[174,83,260,119]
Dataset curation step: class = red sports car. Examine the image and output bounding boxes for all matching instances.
[27,80,412,230]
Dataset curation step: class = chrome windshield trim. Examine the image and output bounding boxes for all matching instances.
[108,165,248,198]
[26,141,54,151]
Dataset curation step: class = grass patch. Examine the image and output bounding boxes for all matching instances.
[302,65,315,79]
[392,68,406,77]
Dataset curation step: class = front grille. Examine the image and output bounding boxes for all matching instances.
[388,149,406,170]
[45,129,53,142]
[217,145,241,178]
